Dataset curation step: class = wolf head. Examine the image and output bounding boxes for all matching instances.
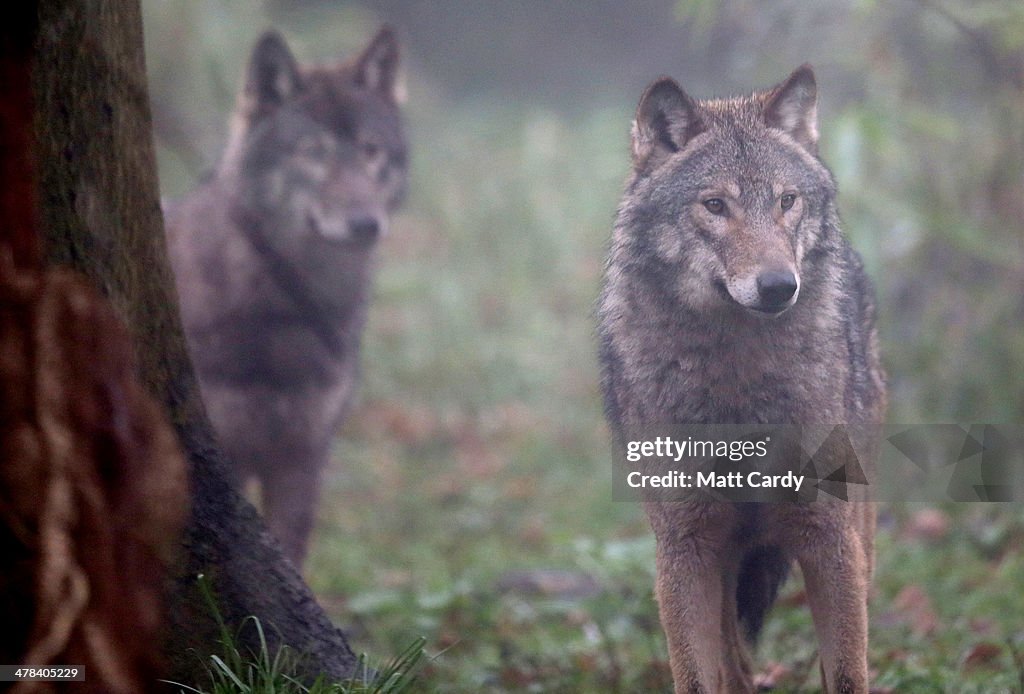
[220,27,407,249]
[619,65,837,316]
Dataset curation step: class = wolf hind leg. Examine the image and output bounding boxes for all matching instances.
[720,567,755,692]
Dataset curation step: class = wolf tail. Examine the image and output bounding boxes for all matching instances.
[736,545,790,642]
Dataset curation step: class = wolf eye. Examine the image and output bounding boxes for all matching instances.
[780,193,797,211]
[703,198,726,216]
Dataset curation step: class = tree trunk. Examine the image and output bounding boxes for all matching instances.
[22,0,359,684]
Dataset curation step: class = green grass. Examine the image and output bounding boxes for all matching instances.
[167,576,429,694]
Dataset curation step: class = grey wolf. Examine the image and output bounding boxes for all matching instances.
[165,27,407,566]
[597,65,886,692]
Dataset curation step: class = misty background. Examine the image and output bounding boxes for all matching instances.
[143,2,1024,690]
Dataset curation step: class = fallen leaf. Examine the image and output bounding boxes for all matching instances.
[961,641,1003,672]
[904,507,951,542]
[754,660,791,689]
[891,584,939,636]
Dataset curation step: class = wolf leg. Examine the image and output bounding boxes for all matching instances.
[719,567,754,692]
[655,540,729,694]
[796,524,869,694]
[262,463,322,567]
[859,502,877,579]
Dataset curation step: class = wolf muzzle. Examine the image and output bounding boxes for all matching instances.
[756,269,799,312]
[348,214,384,245]
[726,267,800,315]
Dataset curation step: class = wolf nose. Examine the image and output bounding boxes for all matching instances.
[757,270,799,307]
[348,216,381,244]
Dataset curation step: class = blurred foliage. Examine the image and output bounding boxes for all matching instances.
[143,1,1023,690]
[672,0,1024,422]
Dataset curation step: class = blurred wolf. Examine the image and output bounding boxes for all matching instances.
[166,27,407,566]
[598,66,886,692]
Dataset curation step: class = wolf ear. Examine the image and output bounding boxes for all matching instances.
[354,25,403,103]
[764,64,818,153]
[632,77,704,170]
[244,31,302,113]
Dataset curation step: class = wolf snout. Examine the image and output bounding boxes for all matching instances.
[756,269,799,311]
[309,210,387,246]
[726,267,800,315]
[348,214,384,245]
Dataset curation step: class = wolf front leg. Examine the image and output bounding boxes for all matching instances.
[655,543,723,693]
[796,517,870,694]
[647,501,750,693]
[262,463,323,567]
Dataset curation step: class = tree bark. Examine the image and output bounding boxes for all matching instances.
[22,0,359,685]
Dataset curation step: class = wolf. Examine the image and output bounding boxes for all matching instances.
[598,65,886,693]
[165,27,407,566]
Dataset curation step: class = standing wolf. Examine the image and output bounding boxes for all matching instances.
[598,66,886,693]
[165,27,407,566]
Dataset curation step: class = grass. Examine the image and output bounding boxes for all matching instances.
[167,576,429,694]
